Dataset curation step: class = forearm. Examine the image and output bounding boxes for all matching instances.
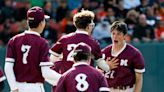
[96,58,110,72]
[41,66,61,86]
[4,62,18,91]
[49,50,62,62]
[134,73,143,92]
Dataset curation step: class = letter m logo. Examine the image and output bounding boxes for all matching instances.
[120,59,128,66]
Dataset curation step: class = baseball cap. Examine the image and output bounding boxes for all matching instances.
[27,6,50,22]
[73,43,91,55]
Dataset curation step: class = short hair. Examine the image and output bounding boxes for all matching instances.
[73,10,95,29]
[28,20,41,28]
[111,21,128,35]
[73,52,90,61]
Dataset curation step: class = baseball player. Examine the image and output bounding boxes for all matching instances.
[102,21,145,92]
[4,6,61,92]
[55,42,110,92]
[49,10,111,91]
[49,10,110,73]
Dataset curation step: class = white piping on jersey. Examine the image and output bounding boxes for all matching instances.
[73,62,89,67]
[24,30,40,36]
[5,58,15,63]
[111,42,127,57]
[75,30,89,35]
[49,50,60,57]
[99,87,110,91]
[40,62,54,66]
[135,68,145,73]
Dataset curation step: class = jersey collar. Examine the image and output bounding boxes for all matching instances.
[73,62,89,67]
[75,30,89,35]
[24,30,40,36]
[111,42,127,57]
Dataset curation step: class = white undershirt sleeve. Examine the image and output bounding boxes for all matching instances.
[96,58,110,73]
[41,66,61,86]
[4,62,18,91]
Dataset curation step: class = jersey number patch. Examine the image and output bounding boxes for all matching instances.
[67,44,77,61]
[75,73,89,91]
[21,45,31,64]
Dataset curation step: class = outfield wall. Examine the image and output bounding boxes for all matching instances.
[0,42,164,92]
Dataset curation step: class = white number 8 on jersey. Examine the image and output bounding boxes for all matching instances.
[75,73,89,91]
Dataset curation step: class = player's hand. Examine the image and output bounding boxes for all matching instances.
[106,57,119,70]
[11,89,19,92]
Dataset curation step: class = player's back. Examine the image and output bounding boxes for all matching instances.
[7,31,48,83]
[56,64,108,92]
[51,32,101,62]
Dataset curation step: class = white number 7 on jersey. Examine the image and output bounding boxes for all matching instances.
[21,45,31,64]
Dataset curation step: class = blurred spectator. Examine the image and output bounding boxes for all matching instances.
[104,7,117,24]
[71,0,91,14]
[155,20,164,41]
[125,9,139,42]
[43,1,54,19]
[41,20,58,45]
[114,0,127,19]
[96,4,107,22]
[103,0,117,11]
[145,6,157,26]
[56,0,70,22]
[133,14,155,43]
[123,0,140,10]
[0,0,17,24]
[0,0,164,47]
[60,11,76,34]
[153,2,164,21]
[68,0,81,10]
[136,0,151,14]
[92,18,111,48]
[15,0,31,21]
[89,0,101,11]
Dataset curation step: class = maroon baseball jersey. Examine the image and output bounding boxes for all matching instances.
[50,31,102,73]
[6,31,52,83]
[55,63,110,92]
[102,43,145,88]
[0,67,5,82]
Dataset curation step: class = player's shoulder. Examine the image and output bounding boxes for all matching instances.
[127,44,140,52]
[102,44,112,52]
[126,44,142,55]
[62,67,76,78]
[8,32,25,43]
[61,33,75,39]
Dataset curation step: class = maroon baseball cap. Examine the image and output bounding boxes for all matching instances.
[27,6,50,22]
[73,42,91,55]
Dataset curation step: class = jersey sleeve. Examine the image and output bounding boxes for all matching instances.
[6,38,15,63]
[49,37,64,56]
[92,41,102,60]
[39,41,53,66]
[133,51,145,73]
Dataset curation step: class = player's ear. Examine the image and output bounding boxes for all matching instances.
[86,24,90,30]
